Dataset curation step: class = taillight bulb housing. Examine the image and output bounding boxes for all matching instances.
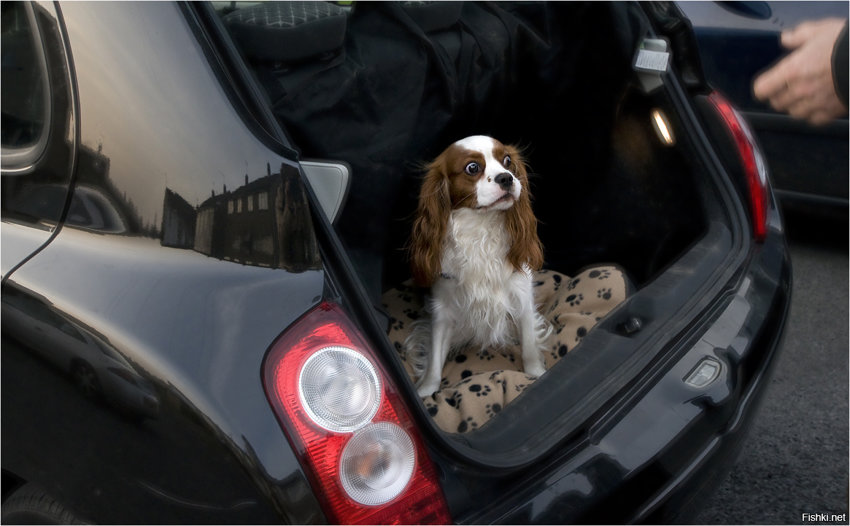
[263,302,451,525]
[708,91,770,242]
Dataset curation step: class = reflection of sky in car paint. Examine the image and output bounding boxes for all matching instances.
[61,2,282,226]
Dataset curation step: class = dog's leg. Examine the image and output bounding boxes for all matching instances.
[416,317,452,397]
[510,272,548,378]
[519,307,547,377]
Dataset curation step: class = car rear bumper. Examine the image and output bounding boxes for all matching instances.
[459,224,791,524]
[633,241,791,524]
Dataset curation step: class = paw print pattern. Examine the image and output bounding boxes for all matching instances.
[489,372,509,394]
[477,349,496,361]
[589,269,611,280]
[379,266,629,435]
[575,326,587,343]
[468,384,491,397]
[551,314,565,334]
[445,391,462,408]
[498,349,516,363]
[566,293,584,307]
[457,416,479,433]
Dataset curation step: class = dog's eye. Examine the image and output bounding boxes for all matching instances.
[503,155,511,168]
[464,162,481,175]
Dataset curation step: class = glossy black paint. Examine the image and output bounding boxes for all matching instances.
[3,2,325,523]
[677,1,849,208]
[2,2,792,525]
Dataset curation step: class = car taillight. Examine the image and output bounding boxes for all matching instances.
[707,91,769,242]
[262,302,451,525]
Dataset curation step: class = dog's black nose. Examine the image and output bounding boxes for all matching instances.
[495,172,513,190]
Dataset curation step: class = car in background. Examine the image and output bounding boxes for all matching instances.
[677,1,848,211]
[2,2,791,524]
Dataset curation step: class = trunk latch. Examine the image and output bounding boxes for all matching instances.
[634,38,670,93]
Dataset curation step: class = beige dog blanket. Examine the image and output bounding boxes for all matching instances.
[382,265,630,434]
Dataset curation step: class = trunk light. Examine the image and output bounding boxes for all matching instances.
[263,302,451,525]
[651,108,675,145]
[708,92,769,242]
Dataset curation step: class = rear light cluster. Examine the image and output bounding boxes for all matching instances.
[263,302,451,524]
[707,91,770,242]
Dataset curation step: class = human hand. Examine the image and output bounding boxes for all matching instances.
[753,18,847,125]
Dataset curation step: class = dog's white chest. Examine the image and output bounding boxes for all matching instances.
[435,209,530,348]
[441,209,512,281]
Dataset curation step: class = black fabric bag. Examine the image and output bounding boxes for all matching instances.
[240,2,641,296]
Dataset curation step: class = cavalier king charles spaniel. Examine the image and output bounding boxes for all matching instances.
[408,135,550,397]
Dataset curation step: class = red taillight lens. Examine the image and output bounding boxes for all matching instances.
[708,91,769,242]
[263,302,451,525]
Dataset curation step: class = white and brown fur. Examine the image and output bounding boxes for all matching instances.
[408,136,551,397]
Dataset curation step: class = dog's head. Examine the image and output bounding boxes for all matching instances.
[410,135,543,287]
[430,135,525,211]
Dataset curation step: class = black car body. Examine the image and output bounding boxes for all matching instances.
[2,2,790,524]
[677,0,849,210]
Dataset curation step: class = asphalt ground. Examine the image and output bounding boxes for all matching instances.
[694,205,849,525]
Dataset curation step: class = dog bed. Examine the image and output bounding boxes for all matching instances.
[382,265,631,434]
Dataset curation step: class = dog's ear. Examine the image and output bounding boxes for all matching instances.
[505,146,544,272]
[409,155,451,287]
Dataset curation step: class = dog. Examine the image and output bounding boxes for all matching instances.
[408,135,550,397]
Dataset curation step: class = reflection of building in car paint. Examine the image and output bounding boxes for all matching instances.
[162,164,320,272]
[161,188,195,249]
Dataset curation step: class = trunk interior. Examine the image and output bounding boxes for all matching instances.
[218,1,743,462]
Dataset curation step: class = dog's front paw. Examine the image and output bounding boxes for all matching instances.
[524,362,546,378]
[416,377,441,398]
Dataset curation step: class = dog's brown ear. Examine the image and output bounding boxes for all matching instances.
[409,155,451,287]
[505,146,544,272]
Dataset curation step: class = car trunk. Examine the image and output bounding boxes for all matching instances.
[219,1,746,465]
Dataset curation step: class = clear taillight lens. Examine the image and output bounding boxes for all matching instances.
[298,345,381,433]
[340,422,416,505]
[263,302,451,525]
[708,91,769,242]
